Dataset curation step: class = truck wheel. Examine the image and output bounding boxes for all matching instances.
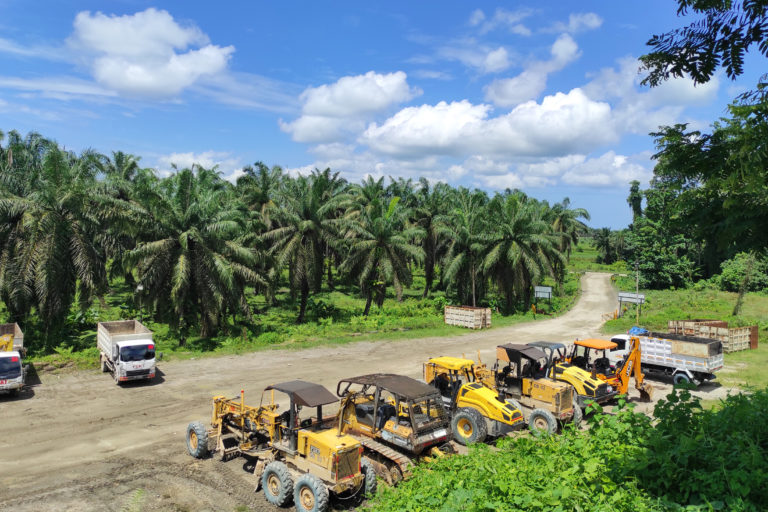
[673,373,691,386]
[293,473,329,512]
[262,461,294,507]
[361,458,378,497]
[9,388,19,397]
[528,409,557,435]
[451,407,487,445]
[185,421,209,458]
[571,397,583,426]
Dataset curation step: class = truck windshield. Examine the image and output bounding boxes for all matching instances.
[0,356,21,379]
[120,345,155,362]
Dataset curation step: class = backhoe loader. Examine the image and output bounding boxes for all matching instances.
[185,380,371,512]
[336,373,452,485]
[423,356,524,445]
[568,337,652,401]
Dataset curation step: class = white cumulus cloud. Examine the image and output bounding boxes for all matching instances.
[156,150,244,181]
[68,8,234,98]
[281,71,420,143]
[547,13,604,34]
[485,34,581,107]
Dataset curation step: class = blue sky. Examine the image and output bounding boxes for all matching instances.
[0,1,763,228]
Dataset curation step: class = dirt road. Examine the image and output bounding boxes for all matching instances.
[0,272,709,511]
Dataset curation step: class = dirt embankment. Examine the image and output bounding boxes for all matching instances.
[0,272,729,511]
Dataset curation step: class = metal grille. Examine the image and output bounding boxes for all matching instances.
[126,369,150,377]
[336,448,358,480]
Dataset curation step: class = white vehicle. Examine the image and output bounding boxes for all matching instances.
[0,323,27,396]
[97,320,156,384]
[610,328,723,386]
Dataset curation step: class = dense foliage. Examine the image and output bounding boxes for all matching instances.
[366,388,768,512]
[0,129,589,353]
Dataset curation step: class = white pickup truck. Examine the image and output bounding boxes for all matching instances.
[98,320,156,384]
[0,323,27,397]
[610,327,723,386]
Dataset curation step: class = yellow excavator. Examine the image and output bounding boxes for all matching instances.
[567,337,652,401]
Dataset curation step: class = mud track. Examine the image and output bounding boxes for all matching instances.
[0,272,726,511]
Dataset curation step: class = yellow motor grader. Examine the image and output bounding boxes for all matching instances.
[186,380,372,512]
[423,356,524,445]
[336,373,453,485]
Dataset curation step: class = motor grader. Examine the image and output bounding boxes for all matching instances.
[336,373,452,485]
[527,341,617,409]
[423,356,524,445]
[185,380,373,512]
[473,344,578,434]
[567,337,652,401]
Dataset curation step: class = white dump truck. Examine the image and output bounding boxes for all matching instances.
[97,320,156,384]
[0,323,27,397]
[610,327,723,386]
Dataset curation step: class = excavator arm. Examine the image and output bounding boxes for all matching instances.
[615,337,652,401]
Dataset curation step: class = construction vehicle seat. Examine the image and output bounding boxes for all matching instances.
[571,356,587,369]
[594,357,611,374]
[377,404,397,429]
[355,403,375,426]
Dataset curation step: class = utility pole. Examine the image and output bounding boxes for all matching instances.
[635,262,640,324]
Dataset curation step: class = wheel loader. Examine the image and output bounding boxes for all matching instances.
[473,344,578,433]
[336,373,452,485]
[527,341,617,409]
[423,356,524,445]
[567,337,652,401]
[185,380,372,512]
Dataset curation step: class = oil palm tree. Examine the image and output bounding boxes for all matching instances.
[125,166,260,340]
[262,174,345,323]
[482,192,564,312]
[339,195,424,314]
[413,178,451,298]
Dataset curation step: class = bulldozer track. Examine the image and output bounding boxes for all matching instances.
[350,434,414,475]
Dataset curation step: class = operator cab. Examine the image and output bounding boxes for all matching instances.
[569,339,619,374]
[263,380,339,451]
[494,344,551,396]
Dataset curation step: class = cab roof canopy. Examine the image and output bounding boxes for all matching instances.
[496,344,547,363]
[527,341,566,351]
[266,380,338,407]
[427,356,475,371]
[338,373,438,400]
[575,338,618,350]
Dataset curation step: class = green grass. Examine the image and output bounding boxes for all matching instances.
[567,240,628,273]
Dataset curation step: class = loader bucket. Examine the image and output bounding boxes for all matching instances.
[638,383,653,402]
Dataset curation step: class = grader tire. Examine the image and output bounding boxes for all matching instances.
[528,408,557,435]
[262,461,294,507]
[361,458,378,497]
[185,421,209,458]
[293,473,329,512]
[451,407,487,445]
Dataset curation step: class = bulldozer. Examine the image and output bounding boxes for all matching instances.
[527,341,617,409]
[567,337,653,401]
[336,373,452,485]
[473,344,578,433]
[185,380,372,512]
[423,356,524,445]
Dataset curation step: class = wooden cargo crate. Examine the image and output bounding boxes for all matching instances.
[668,320,757,353]
[444,306,492,329]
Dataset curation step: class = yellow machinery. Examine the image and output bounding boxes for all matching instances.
[527,341,617,409]
[568,337,653,401]
[423,356,524,445]
[186,380,370,512]
[0,334,13,352]
[473,345,578,433]
[336,374,452,485]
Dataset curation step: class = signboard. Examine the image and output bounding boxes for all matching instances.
[618,292,645,304]
[534,286,552,299]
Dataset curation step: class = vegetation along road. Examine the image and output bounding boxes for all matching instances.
[0,271,644,512]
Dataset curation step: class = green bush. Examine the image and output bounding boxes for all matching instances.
[715,252,768,293]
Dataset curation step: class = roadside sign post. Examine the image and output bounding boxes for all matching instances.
[618,291,645,321]
[534,286,552,314]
